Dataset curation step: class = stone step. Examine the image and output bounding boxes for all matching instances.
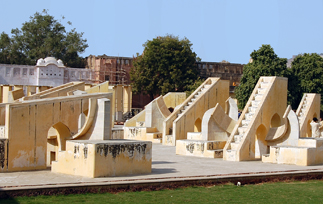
[225,149,237,161]
[207,141,227,150]
[146,127,158,133]
[242,119,250,127]
[204,84,211,89]
[248,106,257,113]
[238,127,247,135]
[188,102,193,105]
[245,112,254,120]
[257,88,266,94]
[146,132,162,139]
[234,134,243,143]
[254,94,263,101]
[184,105,189,110]
[260,82,269,88]
[153,138,162,143]
[251,100,260,107]
[207,149,223,158]
[231,142,240,150]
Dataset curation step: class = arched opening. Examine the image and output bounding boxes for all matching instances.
[46,122,71,166]
[194,118,202,132]
[255,124,268,159]
[270,113,281,128]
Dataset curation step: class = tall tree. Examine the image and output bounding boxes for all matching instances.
[235,44,288,109]
[0,10,88,67]
[289,53,323,110]
[130,35,199,100]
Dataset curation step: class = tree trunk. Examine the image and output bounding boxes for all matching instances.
[149,93,154,101]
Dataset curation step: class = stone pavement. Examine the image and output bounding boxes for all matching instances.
[1,143,323,190]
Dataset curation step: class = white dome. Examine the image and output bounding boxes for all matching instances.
[36,58,45,66]
[36,57,65,67]
[44,57,58,65]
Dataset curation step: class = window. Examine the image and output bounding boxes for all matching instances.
[13,68,20,76]
[29,69,34,75]
[23,68,27,76]
[6,67,11,76]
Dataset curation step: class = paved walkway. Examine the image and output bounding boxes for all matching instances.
[1,144,323,189]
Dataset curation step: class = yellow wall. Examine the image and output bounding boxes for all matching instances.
[52,140,152,178]
[2,93,112,172]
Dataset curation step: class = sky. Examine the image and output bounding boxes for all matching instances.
[0,0,322,64]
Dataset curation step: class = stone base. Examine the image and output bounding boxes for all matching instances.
[262,139,323,166]
[176,140,226,158]
[52,140,152,178]
[124,127,162,143]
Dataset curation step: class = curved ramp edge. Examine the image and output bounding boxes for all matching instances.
[201,103,237,141]
[265,105,291,142]
[70,98,97,139]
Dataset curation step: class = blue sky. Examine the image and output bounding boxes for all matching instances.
[1,0,322,64]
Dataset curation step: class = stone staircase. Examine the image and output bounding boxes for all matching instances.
[146,127,163,143]
[225,78,271,161]
[164,80,216,145]
[296,94,311,126]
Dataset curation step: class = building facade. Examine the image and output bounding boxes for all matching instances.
[86,55,132,85]
[0,57,95,87]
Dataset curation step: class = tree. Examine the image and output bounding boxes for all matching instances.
[0,10,88,67]
[130,35,199,100]
[235,45,288,109]
[289,53,323,110]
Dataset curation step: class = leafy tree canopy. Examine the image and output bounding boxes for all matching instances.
[289,53,323,110]
[130,35,199,100]
[235,44,288,109]
[0,10,88,67]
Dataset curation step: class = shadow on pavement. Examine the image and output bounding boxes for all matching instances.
[151,168,177,174]
[152,161,176,165]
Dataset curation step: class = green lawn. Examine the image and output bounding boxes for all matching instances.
[2,180,323,204]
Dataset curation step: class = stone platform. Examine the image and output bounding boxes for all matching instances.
[52,140,152,178]
[1,143,323,197]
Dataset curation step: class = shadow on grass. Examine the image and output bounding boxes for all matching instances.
[0,196,19,204]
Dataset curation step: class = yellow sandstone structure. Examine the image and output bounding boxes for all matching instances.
[0,81,151,177]
[163,77,229,146]
[223,76,288,161]
[262,93,323,166]
[124,92,186,143]
[176,97,238,158]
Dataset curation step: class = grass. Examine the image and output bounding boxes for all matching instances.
[2,180,323,203]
